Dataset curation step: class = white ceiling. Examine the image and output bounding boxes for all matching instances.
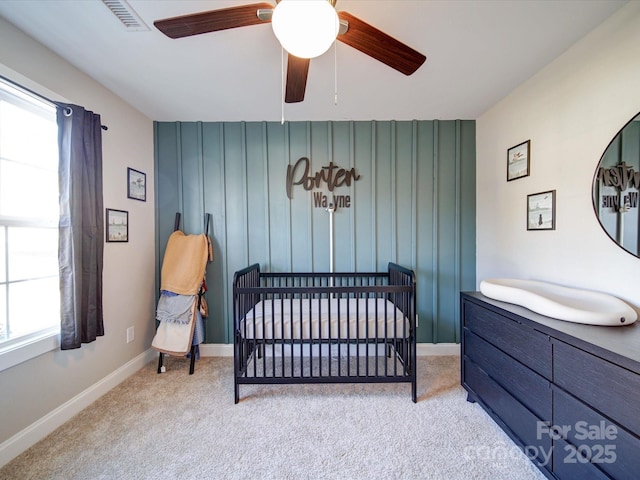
[0,0,628,122]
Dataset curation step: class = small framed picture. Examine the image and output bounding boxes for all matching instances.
[507,140,530,181]
[127,167,146,202]
[106,208,129,242]
[527,190,556,231]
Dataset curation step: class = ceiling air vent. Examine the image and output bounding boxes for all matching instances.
[101,0,149,32]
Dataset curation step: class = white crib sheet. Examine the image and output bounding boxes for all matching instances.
[239,297,410,340]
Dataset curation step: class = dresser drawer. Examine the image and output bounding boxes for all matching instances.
[464,358,551,467]
[553,387,640,480]
[552,437,611,480]
[464,328,551,420]
[554,340,640,437]
[463,301,552,379]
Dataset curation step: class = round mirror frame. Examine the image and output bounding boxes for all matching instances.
[592,112,640,258]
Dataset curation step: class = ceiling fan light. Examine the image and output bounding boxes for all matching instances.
[272,0,339,59]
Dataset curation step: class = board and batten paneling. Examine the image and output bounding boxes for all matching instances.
[154,120,475,344]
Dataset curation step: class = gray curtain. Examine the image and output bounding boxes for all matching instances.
[57,104,104,350]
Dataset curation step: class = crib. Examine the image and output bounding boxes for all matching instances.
[233,263,417,403]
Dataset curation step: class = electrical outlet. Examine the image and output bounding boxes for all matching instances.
[126,326,135,343]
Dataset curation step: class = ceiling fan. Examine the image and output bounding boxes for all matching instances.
[154,0,426,103]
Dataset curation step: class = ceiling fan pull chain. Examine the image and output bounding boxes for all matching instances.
[334,39,338,106]
[281,46,285,124]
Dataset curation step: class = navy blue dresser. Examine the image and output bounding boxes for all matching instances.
[461,292,640,480]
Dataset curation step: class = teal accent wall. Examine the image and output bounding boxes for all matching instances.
[154,120,475,344]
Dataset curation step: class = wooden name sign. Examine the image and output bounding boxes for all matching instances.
[286,157,361,210]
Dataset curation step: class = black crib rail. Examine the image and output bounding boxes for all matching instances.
[233,263,417,403]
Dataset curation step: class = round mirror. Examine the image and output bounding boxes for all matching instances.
[592,112,640,257]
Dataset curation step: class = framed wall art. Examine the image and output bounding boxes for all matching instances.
[127,167,146,201]
[527,190,556,231]
[106,208,129,242]
[507,140,530,181]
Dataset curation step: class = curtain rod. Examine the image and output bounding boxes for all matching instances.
[0,74,108,131]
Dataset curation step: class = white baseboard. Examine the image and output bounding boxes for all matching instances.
[199,343,460,357]
[0,349,156,469]
[199,343,234,357]
[417,343,460,356]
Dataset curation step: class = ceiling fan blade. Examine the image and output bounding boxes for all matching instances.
[337,11,426,75]
[285,55,310,103]
[154,2,274,39]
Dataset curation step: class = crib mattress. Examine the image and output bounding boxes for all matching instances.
[239,298,410,340]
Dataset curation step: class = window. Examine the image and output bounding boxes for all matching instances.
[0,77,60,364]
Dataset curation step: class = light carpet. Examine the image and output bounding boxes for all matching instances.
[0,355,546,480]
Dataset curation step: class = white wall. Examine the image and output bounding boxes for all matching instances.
[476,2,640,311]
[0,17,156,463]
